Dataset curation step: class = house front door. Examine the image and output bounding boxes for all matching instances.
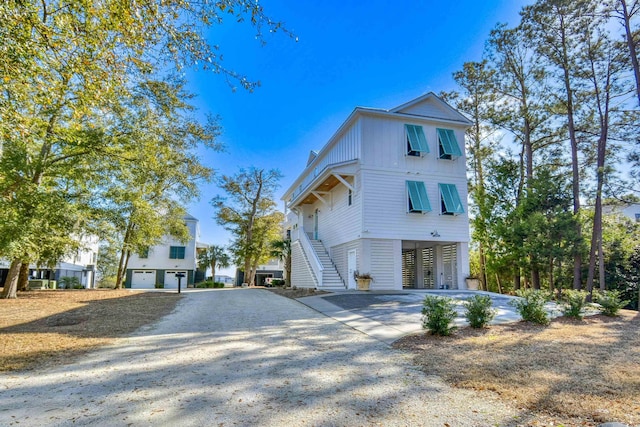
[313,209,319,240]
[347,249,357,289]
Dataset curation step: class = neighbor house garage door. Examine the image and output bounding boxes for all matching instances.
[131,270,156,289]
[164,271,187,289]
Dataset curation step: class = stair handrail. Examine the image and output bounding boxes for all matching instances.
[300,231,324,287]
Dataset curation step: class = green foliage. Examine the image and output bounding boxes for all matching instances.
[421,296,458,336]
[213,167,283,286]
[271,279,285,287]
[196,280,225,288]
[464,295,496,328]
[594,290,630,316]
[198,245,231,286]
[510,289,551,325]
[270,239,291,287]
[59,276,81,289]
[560,290,589,319]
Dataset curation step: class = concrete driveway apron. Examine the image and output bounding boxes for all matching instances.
[297,290,542,345]
[0,289,519,427]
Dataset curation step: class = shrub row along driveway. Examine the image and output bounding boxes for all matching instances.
[1,289,519,426]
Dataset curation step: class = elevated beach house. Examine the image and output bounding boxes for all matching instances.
[282,93,472,290]
[125,214,207,289]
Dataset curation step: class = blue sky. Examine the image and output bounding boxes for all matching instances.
[184,0,529,275]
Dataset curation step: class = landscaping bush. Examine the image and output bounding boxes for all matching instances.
[561,289,589,319]
[510,289,550,325]
[594,290,630,316]
[421,296,457,336]
[59,276,81,289]
[464,294,496,328]
[196,280,225,288]
[271,279,284,287]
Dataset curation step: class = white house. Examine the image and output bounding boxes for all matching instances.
[126,214,207,289]
[603,203,640,223]
[0,235,99,289]
[282,93,472,291]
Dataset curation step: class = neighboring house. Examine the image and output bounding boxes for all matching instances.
[214,275,235,286]
[235,258,285,286]
[0,235,99,289]
[282,93,472,291]
[603,203,640,223]
[125,214,207,289]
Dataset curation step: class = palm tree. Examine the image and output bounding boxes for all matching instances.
[198,245,230,283]
[270,239,291,287]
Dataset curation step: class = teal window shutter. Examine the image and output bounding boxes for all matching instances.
[439,183,464,214]
[405,124,429,156]
[407,181,431,213]
[170,246,186,259]
[437,128,462,158]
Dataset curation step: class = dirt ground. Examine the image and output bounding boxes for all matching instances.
[394,310,640,426]
[2,288,638,426]
[0,289,181,372]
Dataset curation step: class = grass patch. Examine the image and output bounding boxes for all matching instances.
[394,310,640,426]
[0,289,181,372]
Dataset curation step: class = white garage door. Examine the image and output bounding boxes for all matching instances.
[164,271,187,289]
[131,270,156,289]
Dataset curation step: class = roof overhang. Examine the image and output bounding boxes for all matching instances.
[287,161,357,209]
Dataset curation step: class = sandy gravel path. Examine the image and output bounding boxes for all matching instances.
[0,289,519,426]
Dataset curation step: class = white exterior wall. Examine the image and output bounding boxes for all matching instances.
[128,219,198,271]
[283,94,472,291]
[289,122,361,203]
[290,241,318,288]
[314,177,361,248]
[359,115,469,243]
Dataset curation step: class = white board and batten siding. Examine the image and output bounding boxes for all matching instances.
[330,240,360,288]
[290,122,361,203]
[290,241,318,289]
[366,239,402,290]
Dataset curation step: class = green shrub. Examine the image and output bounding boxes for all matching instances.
[464,295,496,328]
[561,290,589,319]
[594,290,629,316]
[510,289,550,325]
[271,279,284,287]
[59,276,80,289]
[196,280,225,288]
[421,296,458,336]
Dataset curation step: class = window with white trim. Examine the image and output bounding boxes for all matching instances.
[407,181,431,213]
[437,128,462,159]
[405,124,429,157]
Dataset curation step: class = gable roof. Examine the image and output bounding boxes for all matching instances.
[283,93,472,200]
[390,92,472,125]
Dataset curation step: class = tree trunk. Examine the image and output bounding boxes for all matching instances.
[115,247,127,289]
[285,253,292,287]
[18,261,30,291]
[549,257,555,294]
[619,0,640,106]
[210,259,217,283]
[1,260,22,299]
[478,243,487,291]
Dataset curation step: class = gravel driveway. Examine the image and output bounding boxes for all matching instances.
[1,289,520,426]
